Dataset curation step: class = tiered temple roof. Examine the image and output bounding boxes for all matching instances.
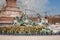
[0,0,22,24]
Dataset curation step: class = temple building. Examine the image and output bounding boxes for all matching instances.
[0,0,22,26]
[47,16,60,24]
[0,0,60,26]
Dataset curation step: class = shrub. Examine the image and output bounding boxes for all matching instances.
[0,25,53,35]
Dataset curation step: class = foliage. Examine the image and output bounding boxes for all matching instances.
[0,25,53,35]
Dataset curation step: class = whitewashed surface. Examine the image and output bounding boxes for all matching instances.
[0,35,60,40]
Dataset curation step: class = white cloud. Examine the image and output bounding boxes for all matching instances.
[0,0,49,16]
[0,0,6,9]
[0,0,6,6]
[17,0,49,15]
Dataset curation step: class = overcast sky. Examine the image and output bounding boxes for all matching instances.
[0,0,60,16]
